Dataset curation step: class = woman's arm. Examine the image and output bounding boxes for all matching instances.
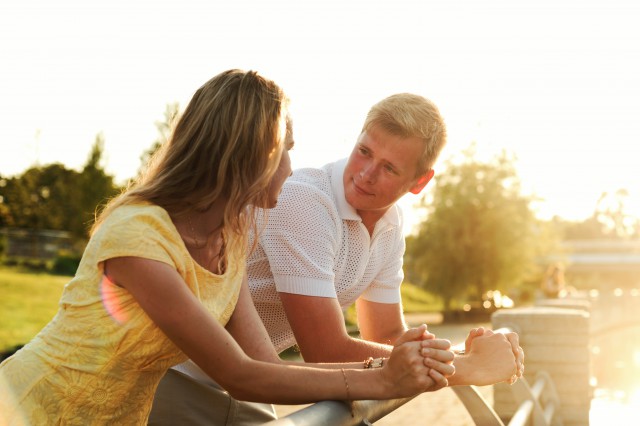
[224,275,282,363]
[105,256,452,403]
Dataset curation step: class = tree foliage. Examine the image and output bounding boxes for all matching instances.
[405,146,549,310]
[138,102,179,176]
[75,133,121,236]
[1,104,182,249]
[0,134,120,242]
[553,189,639,240]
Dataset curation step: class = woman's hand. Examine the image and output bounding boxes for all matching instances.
[420,336,455,392]
[379,325,455,398]
[412,324,456,384]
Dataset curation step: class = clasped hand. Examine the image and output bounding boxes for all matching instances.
[461,327,525,385]
[381,325,455,398]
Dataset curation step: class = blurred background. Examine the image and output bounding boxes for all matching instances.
[1,0,639,424]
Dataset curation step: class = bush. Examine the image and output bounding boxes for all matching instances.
[51,254,81,276]
[23,258,49,272]
[3,257,19,267]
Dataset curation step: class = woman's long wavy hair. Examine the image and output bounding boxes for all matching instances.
[92,69,289,249]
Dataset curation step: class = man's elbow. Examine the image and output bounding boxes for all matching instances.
[298,335,355,363]
[361,327,406,346]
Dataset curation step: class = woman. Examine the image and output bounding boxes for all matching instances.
[0,69,455,425]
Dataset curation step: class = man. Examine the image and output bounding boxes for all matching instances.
[150,93,523,425]
[248,93,522,375]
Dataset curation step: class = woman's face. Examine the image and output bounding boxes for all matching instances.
[265,119,294,208]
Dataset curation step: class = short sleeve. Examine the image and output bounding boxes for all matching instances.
[259,180,342,298]
[87,205,184,271]
[360,217,405,304]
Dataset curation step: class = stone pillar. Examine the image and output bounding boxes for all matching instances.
[535,296,592,313]
[492,307,591,426]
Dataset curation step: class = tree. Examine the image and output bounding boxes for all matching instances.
[0,164,78,232]
[405,146,549,310]
[138,102,179,175]
[0,135,119,243]
[0,176,14,228]
[75,133,120,238]
[594,189,639,239]
[553,189,639,240]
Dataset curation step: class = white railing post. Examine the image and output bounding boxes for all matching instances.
[493,306,590,426]
[451,385,504,425]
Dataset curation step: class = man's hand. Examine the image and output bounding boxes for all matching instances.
[495,328,525,382]
[449,328,523,386]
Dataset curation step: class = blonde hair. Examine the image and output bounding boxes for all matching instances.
[362,93,447,176]
[92,69,289,248]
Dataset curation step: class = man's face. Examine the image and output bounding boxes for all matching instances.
[343,126,425,221]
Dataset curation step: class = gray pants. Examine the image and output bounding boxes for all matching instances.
[149,369,277,426]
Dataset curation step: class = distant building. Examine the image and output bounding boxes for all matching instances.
[558,239,640,289]
[0,228,74,260]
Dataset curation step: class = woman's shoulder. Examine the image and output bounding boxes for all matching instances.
[88,203,185,268]
[93,203,180,248]
[108,202,169,220]
[99,203,173,232]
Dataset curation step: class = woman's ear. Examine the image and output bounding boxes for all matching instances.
[409,169,435,194]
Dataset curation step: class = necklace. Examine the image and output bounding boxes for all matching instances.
[186,215,226,271]
[187,216,207,249]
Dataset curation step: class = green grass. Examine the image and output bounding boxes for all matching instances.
[0,267,70,351]
[400,282,443,313]
[343,281,442,325]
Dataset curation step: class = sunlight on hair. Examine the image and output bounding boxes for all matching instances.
[269,111,289,159]
[100,274,130,324]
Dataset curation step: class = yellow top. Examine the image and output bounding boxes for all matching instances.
[0,204,244,425]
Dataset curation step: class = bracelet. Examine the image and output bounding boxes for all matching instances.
[363,357,385,369]
[340,368,354,417]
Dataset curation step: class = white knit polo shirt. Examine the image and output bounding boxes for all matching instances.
[248,158,406,353]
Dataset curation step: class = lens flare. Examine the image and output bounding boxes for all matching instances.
[100,274,130,324]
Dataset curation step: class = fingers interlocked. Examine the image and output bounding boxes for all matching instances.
[419,338,455,388]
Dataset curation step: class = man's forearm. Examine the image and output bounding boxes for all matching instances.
[300,334,394,363]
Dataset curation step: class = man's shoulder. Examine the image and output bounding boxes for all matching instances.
[289,166,330,185]
[283,166,334,199]
[270,166,343,226]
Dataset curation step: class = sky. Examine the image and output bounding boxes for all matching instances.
[2,0,640,235]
